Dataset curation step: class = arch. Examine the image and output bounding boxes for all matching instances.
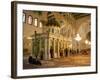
[28,15,33,25]
[86,31,91,41]
[77,20,91,39]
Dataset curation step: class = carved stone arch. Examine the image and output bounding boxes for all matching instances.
[77,20,91,39]
[86,31,91,41]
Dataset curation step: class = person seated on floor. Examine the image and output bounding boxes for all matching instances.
[28,56,42,65]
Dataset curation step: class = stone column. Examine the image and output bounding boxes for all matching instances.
[63,41,65,57]
[32,39,34,57]
[53,38,56,58]
[59,40,61,57]
[67,43,70,56]
[57,40,60,58]
[47,38,51,60]
[44,38,48,60]
[64,41,66,57]
[39,39,41,59]
[68,47,70,57]
[62,40,64,57]
[55,39,57,58]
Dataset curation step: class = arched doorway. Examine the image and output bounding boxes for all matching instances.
[40,50,44,60]
[50,46,54,58]
[86,31,91,41]
[59,49,63,57]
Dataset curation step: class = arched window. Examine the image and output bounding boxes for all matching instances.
[28,15,33,25]
[34,18,38,27]
[23,13,26,23]
[39,22,42,28]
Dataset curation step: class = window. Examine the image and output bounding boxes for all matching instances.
[52,28,54,33]
[23,13,26,23]
[34,18,38,26]
[39,22,42,28]
[28,15,33,25]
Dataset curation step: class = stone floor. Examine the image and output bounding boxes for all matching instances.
[23,54,90,69]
